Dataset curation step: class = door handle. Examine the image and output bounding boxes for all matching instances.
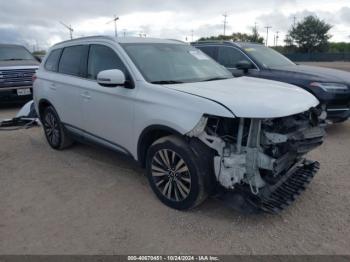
[49,83,57,90]
[81,92,91,100]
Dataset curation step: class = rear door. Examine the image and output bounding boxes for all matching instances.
[55,45,88,129]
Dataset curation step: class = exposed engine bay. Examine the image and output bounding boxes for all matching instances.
[187,108,326,213]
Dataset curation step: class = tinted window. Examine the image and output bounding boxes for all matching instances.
[0,45,35,61]
[59,45,86,76]
[197,46,217,60]
[87,45,126,80]
[218,46,251,68]
[45,49,62,72]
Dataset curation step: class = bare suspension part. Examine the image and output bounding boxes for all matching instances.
[245,119,265,194]
[187,109,325,198]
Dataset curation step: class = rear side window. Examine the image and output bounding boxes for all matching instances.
[218,46,251,68]
[59,45,86,76]
[45,49,62,72]
[196,46,218,60]
[87,44,126,80]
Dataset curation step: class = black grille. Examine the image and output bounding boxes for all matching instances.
[0,68,36,88]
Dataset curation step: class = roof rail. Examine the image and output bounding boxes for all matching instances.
[191,40,264,46]
[191,40,235,45]
[52,35,116,47]
[166,39,187,44]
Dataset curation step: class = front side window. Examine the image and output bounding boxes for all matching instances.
[58,45,86,76]
[45,49,62,72]
[0,45,35,61]
[87,45,126,80]
[217,46,252,68]
[121,43,232,84]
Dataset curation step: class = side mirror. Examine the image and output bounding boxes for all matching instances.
[97,69,126,87]
[236,60,254,74]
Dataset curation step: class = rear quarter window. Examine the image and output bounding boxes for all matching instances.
[44,49,62,72]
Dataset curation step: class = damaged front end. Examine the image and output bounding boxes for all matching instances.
[187,108,326,214]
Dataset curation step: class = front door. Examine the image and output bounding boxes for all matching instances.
[79,44,136,154]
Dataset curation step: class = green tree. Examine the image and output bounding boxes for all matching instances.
[248,27,264,43]
[198,27,264,44]
[287,15,332,53]
[32,50,46,56]
[329,42,350,53]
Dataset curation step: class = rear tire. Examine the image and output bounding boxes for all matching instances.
[146,135,210,210]
[42,106,73,150]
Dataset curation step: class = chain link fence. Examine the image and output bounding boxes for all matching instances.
[285,53,350,62]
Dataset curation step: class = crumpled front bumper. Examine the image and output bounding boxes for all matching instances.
[218,159,320,214]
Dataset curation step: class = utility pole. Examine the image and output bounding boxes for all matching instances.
[264,26,272,46]
[191,30,194,42]
[276,31,279,46]
[59,21,73,40]
[106,15,119,37]
[223,13,228,36]
[293,15,297,28]
[123,29,126,37]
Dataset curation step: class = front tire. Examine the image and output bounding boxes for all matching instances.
[146,135,209,210]
[42,106,73,150]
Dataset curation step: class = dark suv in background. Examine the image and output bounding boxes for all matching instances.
[0,44,40,103]
[192,41,350,123]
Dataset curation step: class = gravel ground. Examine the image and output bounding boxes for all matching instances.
[301,61,350,72]
[0,62,350,255]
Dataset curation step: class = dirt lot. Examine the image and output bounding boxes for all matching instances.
[301,61,350,72]
[1,63,350,255]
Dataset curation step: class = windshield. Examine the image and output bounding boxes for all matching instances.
[242,44,295,68]
[121,43,232,84]
[0,46,35,61]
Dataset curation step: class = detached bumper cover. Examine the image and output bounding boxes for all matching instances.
[219,159,320,214]
[258,160,319,213]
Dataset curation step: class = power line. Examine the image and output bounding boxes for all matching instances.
[264,26,272,46]
[223,13,228,36]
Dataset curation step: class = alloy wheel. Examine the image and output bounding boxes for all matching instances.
[151,149,192,202]
[43,111,60,146]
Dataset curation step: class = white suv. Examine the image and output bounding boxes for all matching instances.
[34,36,325,213]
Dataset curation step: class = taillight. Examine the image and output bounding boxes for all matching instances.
[32,74,37,82]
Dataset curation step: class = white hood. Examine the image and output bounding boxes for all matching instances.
[165,77,319,118]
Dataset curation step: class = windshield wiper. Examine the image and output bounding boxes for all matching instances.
[201,77,230,82]
[151,80,184,84]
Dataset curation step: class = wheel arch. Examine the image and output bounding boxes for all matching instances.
[38,99,54,119]
[137,125,183,167]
